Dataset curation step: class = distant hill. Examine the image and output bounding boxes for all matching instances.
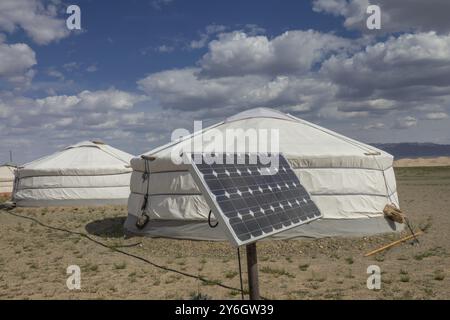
[371,143,450,159]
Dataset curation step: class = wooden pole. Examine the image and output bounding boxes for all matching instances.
[364,231,423,257]
[246,242,260,300]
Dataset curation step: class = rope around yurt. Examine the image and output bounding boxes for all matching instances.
[136,159,151,229]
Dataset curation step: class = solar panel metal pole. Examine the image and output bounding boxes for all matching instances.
[246,242,260,300]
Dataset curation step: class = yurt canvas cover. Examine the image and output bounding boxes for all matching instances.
[13,141,133,206]
[125,108,402,239]
[0,164,16,196]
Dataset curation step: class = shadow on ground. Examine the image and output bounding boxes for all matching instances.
[85,217,126,238]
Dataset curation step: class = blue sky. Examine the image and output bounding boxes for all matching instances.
[30,0,347,92]
[1,0,450,163]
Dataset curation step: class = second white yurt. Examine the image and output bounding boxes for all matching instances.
[13,141,134,207]
[0,164,16,196]
[125,108,402,240]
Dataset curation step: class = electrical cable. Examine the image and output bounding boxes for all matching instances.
[2,209,258,297]
[207,210,218,228]
[404,217,420,244]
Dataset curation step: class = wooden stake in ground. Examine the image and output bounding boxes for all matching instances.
[246,242,260,300]
[364,231,424,257]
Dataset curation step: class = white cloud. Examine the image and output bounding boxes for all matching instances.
[393,116,418,129]
[243,24,266,36]
[35,95,80,114]
[189,24,227,49]
[29,89,146,118]
[138,67,335,112]
[0,0,70,45]
[77,89,146,110]
[0,42,36,86]
[156,45,174,53]
[423,112,448,120]
[46,68,64,80]
[86,65,98,72]
[151,0,174,10]
[137,29,450,127]
[321,32,450,105]
[0,88,154,160]
[200,30,350,77]
[63,62,81,71]
[364,122,385,130]
[138,67,252,109]
[4,15,450,162]
[313,0,450,34]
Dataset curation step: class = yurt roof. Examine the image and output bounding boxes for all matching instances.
[0,163,16,168]
[0,164,16,182]
[224,107,296,123]
[17,141,134,178]
[140,108,391,169]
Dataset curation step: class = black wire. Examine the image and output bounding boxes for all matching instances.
[405,217,420,244]
[237,247,245,300]
[3,210,251,295]
[141,160,151,213]
[208,210,218,228]
[110,242,143,248]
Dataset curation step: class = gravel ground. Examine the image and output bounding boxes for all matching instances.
[0,167,449,299]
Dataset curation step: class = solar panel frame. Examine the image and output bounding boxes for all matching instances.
[187,153,322,246]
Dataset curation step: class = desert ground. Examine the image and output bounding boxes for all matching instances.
[0,166,449,300]
[394,156,450,167]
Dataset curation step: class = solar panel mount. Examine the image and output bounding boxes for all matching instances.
[187,153,322,246]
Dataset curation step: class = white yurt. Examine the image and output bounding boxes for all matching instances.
[125,108,402,240]
[0,164,16,196]
[13,141,134,207]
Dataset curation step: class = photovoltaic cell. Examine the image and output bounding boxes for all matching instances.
[188,153,322,246]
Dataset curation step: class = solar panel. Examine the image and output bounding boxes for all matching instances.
[188,153,322,246]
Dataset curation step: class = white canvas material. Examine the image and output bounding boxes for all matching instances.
[0,164,16,195]
[125,108,402,239]
[13,141,134,206]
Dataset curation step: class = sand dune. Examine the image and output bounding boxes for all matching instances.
[394,156,450,167]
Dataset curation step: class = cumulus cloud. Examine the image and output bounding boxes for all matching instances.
[312,0,450,34]
[393,116,418,129]
[190,24,227,49]
[77,89,146,110]
[0,0,70,44]
[136,28,450,131]
[4,7,450,162]
[321,32,450,108]
[200,30,351,77]
[363,122,385,130]
[0,41,36,86]
[35,88,147,113]
[137,29,352,114]
[423,112,448,120]
[0,88,157,160]
[138,67,335,113]
[35,94,80,114]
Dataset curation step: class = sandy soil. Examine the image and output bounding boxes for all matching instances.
[0,167,449,300]
[394,156,450,167]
